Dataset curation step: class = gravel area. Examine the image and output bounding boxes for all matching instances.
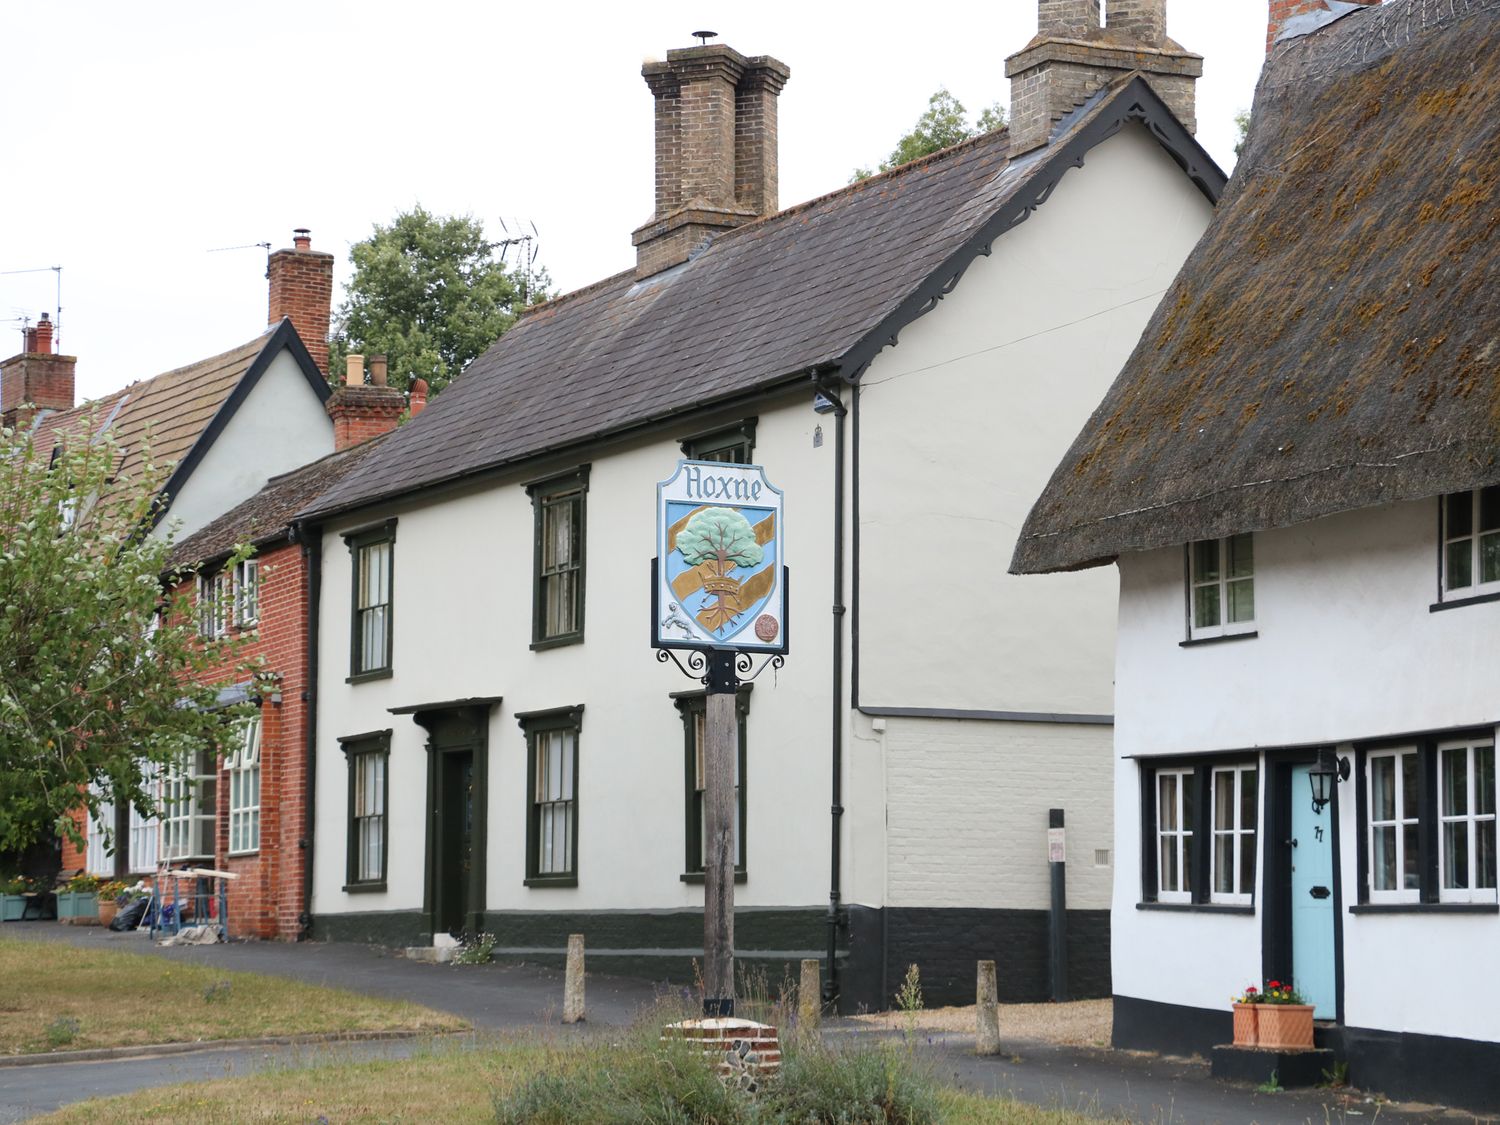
[848,998,1112,1047]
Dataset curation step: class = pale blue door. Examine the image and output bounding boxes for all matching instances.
[1290,765,1337,1019]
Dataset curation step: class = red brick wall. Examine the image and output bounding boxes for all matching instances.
[325,384,404,451]
[267,241,335,378]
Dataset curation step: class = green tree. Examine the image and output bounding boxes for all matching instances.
[1234,109,1253,160]
[677,507,764,633]
[330,206,551,397]
[0,422,250,857]
[851,88,1008,182]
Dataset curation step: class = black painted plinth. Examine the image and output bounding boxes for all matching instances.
[1211,1044,1335,1088]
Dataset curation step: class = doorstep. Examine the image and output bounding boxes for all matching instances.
[1211,1044,1335,1088]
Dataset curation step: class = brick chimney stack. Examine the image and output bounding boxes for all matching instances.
[2,312,76,430]
[324,353,404,451]
[1006,0,1202,156]
[1267,0,1380,51]
[633,42,790,278]
[267,228,334,377]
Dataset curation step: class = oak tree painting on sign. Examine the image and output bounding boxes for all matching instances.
[655,461,787,653]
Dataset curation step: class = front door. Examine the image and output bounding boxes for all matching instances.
[436,750,475,937]
[1289,765,1337,1018]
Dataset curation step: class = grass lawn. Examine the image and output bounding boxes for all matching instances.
[31,1037,1104,1124]
[0,936,465,1056]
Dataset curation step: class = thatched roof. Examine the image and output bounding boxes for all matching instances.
[1012,0,1500,574]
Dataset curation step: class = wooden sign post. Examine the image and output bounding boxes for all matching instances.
[654,461,788,1018]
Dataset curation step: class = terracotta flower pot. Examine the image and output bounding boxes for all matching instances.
[1256,1004,1315,1050]
[1232,1002,1259,1047]
[97,899,119,926]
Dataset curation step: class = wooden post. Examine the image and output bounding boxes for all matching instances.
[563,933,586,1023]
[976,960,1000,1055]
[799,958,821,1030]
[703,650,737,1016]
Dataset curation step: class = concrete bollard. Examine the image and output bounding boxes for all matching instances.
[798,958,821,1030]
[563,933,585,1023]
[976,960,1001,1055]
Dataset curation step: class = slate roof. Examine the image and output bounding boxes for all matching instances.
[302,76,1223,522]
[169,434,389,570]
[1012,0,1500,574]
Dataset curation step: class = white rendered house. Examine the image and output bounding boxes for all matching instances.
[1013,0,1500,1109]
[296,4,1222,1011]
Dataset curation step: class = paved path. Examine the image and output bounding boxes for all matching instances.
[1,923,1480,1123]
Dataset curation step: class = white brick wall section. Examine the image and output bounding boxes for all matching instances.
[885,718,1114,911]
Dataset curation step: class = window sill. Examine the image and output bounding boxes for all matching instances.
[530,634,583,652]
[347,669,393,685]
[1180,631,1258,648]
[681,871,747,885]
[227,850,259,859]
[1429,591,1500,613]
[1350,901,1497,914]
[1136,901,1256,915]
[343,881,387,894]
[524,875,578,888]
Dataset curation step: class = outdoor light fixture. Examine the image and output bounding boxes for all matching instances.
[1308,749,1351,813]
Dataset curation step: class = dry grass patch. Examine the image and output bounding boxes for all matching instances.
[849,999,1112,1048]
[0,936,465,1056]
[33,1037,1104,1125]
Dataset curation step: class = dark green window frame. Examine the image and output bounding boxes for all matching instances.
[673,687,750,883]
[345,520,397,682]
[340,728,391,893]
[680,419,757,464]
[527,468,589,650]
[517,704,584,887]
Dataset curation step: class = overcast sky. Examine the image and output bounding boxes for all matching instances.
[2,1,1268,401]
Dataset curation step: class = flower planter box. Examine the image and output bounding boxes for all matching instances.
[1232,1002,1259,1047]
[1255,1004,1315,1051]
[56,890,99,923]
[1,894,26,922]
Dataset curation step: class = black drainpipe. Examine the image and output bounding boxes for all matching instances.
[816,376,848,1009]
[294,520,321,939]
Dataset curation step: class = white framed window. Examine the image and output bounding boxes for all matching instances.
[1442,486,1500,598]
[1368,748,1420,904]
[85,785,115,875]
[1211,764,1259,905]
[196,572,230,639]
[1438,740,1497,904]
[128,761,160,873]
[161,747,217,860]
[1188,534,1256,639]
[234,559,259,627]
[351,535,393,675]
[227,717,261,855]
[1156,768,1194,903]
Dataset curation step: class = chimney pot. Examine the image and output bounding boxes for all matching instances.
[33,314,53,356]
[409,378,429,417]
[3,310,75,427]
[345,354,365,386]
[293,228,312,250]
[369,355,388,387]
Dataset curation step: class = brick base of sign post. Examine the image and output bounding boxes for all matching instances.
[662,1018,782,1092]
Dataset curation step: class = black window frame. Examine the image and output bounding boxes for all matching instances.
[1351,727,1499,913]
[673,686,751,883]
[340,728,391,893]
[1138,754,1260,912]
[679,418,757,465]
[517,704,584,887]
[345,520,397,682]
[527,467,589,650]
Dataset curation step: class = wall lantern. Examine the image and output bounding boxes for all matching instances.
[1309,749,1350,813]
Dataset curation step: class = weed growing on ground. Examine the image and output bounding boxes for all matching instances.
[1256,1070,1282,1094]
[44,1016,80,1048]
[454,933,497,966]
[895,963,925,1045]
[1321,1059,1349,1087]
[202,979,232,1004]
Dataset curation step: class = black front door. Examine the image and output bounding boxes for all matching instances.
[436,749,475,937]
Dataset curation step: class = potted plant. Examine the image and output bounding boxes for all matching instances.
[95,881,130,926]
[1233,979,1315,1050]
[1,876,33,922]
[1230,984,1261,1046]
[56,874,101,923]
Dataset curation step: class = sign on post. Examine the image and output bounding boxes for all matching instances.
[654,461,787,654]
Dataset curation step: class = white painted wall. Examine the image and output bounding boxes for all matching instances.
[1113,501,1500,1041]
[859,125,1215,716]
[884,716,1114,910]
[312,395,840,918]
[161,347,333,540]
